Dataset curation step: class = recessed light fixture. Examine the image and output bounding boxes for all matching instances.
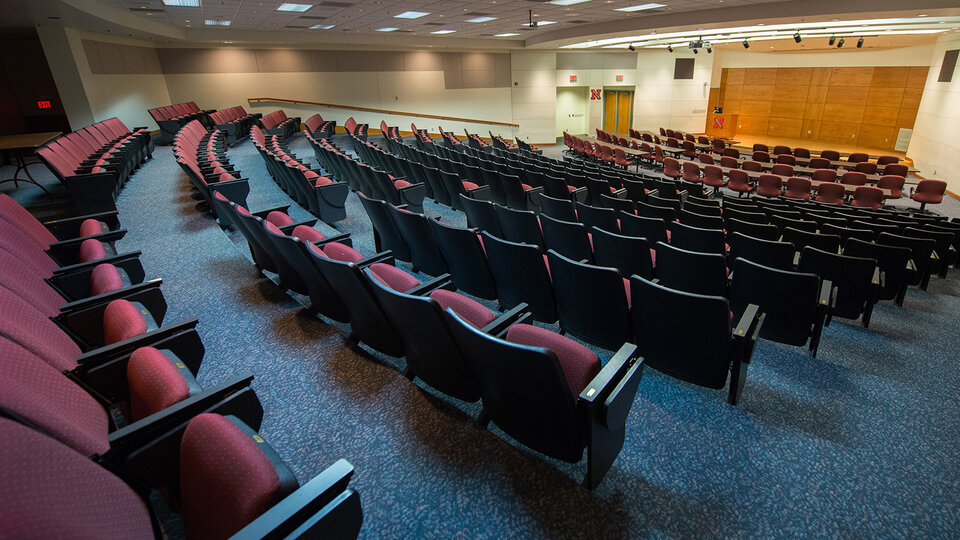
[857,36,864,47]
[204,19,231,26]
[467,16,498,22]
[527,20,557,25]
[494,32,520,36]
[162,0,200,6]
[310,24,335,29]
[828,35,836,45]
[837,37,845,47]
[395,11,429,19]
[376,27,399,31]
[431,29,456,34]
[614,3,666,12]
[793,31,802,42]
[276,3,313,12]
[550,0,592,5]
[742,39,749,48]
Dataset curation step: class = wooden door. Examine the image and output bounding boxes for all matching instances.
[616,91,633,133]
[603,90,618,131]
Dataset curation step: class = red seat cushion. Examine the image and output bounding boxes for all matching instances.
[429,289,496,328]
[522,183,533,191]
[90,263,124,296]
[0,416,154,539]
[126,347,191,422]
[369,263,420,292]
[323,242,364,262]
[79,219,106,238]
[505,324,600,397]
[314,176,333,187]
[264,220,283,235]
[218,172,235,183]
[78,238,106,263]
[265,211,294,228]
[462,181,479,191]
[180,414,284,540]
[291,225,325,242]
[623,278,631,308]
[394,179,412,189]
[103,299,148,345]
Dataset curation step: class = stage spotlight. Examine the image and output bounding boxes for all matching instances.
[706,47,712,53]
[837,38,845,48]
[828,35,836,45]
[692,48,698,54]
[793,32,801,43]
[667,45,673,52]
[742,39,749,49]
[628,43,635,51]
[857,37,864,48]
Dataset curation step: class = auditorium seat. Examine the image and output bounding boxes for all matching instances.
[630,276,763,405]
[727,232,796,270]
[798,247,880,328]
[911,179,947,212]
[495,204,544,248]
[444,312,644,489]
[590,227,654,280]
[727,169,754,197]
[851,186,884,210]
[668,221,725,254]
[815,182,845,205]
[877,232,936,290]
[729,258,831,357]
[541,214,594,263]
[460,194,503,237]
[653,242,728,297]
[387,205,449,276]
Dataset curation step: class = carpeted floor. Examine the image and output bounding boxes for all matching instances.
[4,136,960,538]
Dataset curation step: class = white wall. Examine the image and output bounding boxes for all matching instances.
[61,29,172,131]
[512,51,557,144]
[556,86,588,135]
[907,33,960,192]
[163,70,515,139]
[634,50,712,134]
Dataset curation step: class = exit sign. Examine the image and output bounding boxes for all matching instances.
[37,100,51,109]
[570,75,577,82]
[616,75,623,82]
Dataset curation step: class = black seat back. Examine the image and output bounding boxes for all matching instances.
[631,276,731,389]
[495,205,543,247]
[668,221,726,254]
[781,227,841,254]
[387,205,448,276]
[539,193,577,222]
[591,227,653,280]
[575,202,619,233]
[618,212,667,244]
[357,192,412,261]
[546,250,631,350]
[798,246,877,320]
[653,242,727,297]
[480,232,557,322]
[730,258,820,347]
[428,220,497,300]
[540,214,593,263]
[727,232,796,271]
[843,238,912,301]
[459,194,502,237]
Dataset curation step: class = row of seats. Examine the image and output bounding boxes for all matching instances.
[250,125,349,223]
[344,117,368,141]
[0,194,363,537]
[148,101,210,144]
[208,105,260,145]
[305,113,336,139]
[308,132,427,212]
[173,120,251,218]
[259,109,301,139]
[356,191,762,408]
[214,185,645,490]
[36,117,153,213]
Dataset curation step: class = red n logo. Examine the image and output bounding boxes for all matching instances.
[713,117,724,129]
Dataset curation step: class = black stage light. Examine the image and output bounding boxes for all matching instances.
[793,31,802,43]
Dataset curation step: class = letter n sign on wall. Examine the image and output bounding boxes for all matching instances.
[713,117,724,129]
[590,89,602,100]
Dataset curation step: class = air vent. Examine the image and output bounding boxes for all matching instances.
[130,7,164,12]
[567,20,589,24]
[423,22,447,26]
[320,1,354,6]
[465,12,493,16]
[299,15,326,19]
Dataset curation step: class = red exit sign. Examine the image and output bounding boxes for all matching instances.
[37,100,51,109]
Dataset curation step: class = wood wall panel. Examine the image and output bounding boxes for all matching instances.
[715,66,927,150]
[767,117,803,138]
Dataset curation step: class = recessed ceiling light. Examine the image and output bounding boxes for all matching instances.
[494,32,520,36]
[162,0,200,6]
[204,20,231,26]
[614,3,667,12]
[467,16,498,23]
[550,0,592,5]
[395,11,429,19]
[310,24,335,29]
[276,3,313,12]
[525,20,557,26]
[376,27,399,31]
[431,29,456,34]
[918,14,928,17]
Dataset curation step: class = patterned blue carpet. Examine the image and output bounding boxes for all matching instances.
[4,135,960,538]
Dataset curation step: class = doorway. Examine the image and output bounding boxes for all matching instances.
[602,89,634,134]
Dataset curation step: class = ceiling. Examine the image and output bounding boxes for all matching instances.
[2,0,958,50]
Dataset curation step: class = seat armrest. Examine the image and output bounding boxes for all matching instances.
[580,343,642,429]
[313,233,352,248]
[251,205,291,219]
[481,303,530,337]
[106,372,255,454]
[56,279,163,314]
[44,211,121,238]
[871,266,881,286]
[731,304,765,366]
[279,219,319,235]
[47,229,127,251]
[231,459,361,540]
[53,251,142,276]
[353,250,394,268]
[75,319,200,370]
[818,279,833,308]
[408,274,453,297]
